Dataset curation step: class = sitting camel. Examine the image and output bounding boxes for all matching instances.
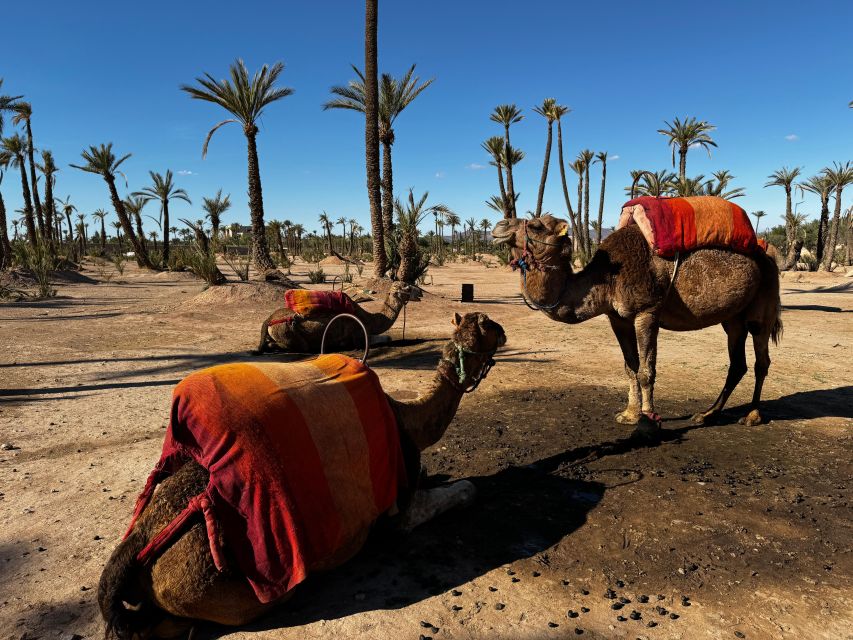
[493,211,781,433]
[99,312,506,639]
[256,281,413,353]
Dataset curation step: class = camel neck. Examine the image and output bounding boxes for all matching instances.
[387,358,468,452]
[523,258,607,323]
[362,291,405,333]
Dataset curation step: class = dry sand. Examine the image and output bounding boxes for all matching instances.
[1,258,851,640]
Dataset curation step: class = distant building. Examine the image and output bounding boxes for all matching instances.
[223,224,252,239]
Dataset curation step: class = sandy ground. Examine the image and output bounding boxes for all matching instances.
[0,257,851,640]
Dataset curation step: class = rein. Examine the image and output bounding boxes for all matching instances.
[438,341,497,393]
[510,220,570,312]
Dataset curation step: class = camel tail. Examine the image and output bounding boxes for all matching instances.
[98,529,153,640]
[758,247,783,346]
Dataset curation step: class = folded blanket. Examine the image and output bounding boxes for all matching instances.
[126,354,406,603]
[285,289,357,318]
[618,196,759,257]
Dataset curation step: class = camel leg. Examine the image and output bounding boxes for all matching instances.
[632,313,662,438]
[397,481,477,533]
[254,319,272,354]
[738,329,771,426]
[692,320,748,425]
[608,315,641,425]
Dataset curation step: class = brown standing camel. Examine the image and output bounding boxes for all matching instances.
[99,312,506,639]
[256,281,413,353]
[493,214,781,433]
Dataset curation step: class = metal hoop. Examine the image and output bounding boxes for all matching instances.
[329,275,343,292]
[320,313,370,364]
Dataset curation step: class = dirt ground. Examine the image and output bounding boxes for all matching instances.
[1,257,851,640]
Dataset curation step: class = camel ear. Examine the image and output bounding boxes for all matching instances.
[557,221,569,237]
[451,312,462,327]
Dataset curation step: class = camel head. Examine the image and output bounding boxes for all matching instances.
[449,311,506,355]
[492,215,572,265]
[389,280,419,303]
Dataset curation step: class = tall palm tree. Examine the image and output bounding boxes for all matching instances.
[11,102,45,238]
[626,169,677,198]
[764,166,802,270]
[465,217,478,254]
[181,59,293,274]
[820,161,853,271]
[0,79,23,135]
[704,169,745,199]
[70,143,153,268]
[336,216,348,254]
[0,135,37,245]
[0,159,12,267]
[490,104,524,218]
[123,195,149,254]
[132,169,191,265]
[594,151,608,245]
[479,218,491,245]
[111,221,124,250]
[533,98,557,217]
[36,150,58,253]
[55,195,76,244]
[657,116,717,181]
[482,136,509,216]
[570,158,584,254]
[76,212,87,253]
[92,209,108,251]
[798,173,833,265]
[363,0,385,277]
[750,210,767,233]
[292,223,305,255]
[672,174,707,197]
[318,212,333,254]
[552,103,578,240]
[578,149,596,256]
[445,211,460,253]
[325,64,433,237]
[201,189,231,246]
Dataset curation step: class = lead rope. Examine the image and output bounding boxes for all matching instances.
[662,251,681,305]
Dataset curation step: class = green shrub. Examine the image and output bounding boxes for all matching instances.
[186,249,226,285]
[308,266,325,283]
[111,253,127,275]
[223,250,250,282]
[14,241,57,298]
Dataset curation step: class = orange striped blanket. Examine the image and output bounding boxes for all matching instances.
[125,354,406,603]
[618,196,759,257]
[285,289,357,317]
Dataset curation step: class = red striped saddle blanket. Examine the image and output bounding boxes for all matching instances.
[617,196,761,258]
[285,289,357,317]
[124,354,406,603]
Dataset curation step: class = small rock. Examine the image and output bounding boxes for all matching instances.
[616,579,625,588]
[495,602,505,611]
[611,602,623,610]
[619,596,631,604]
[638,594,649,603]
[604,589,616,599]
[581,607,590,613]
[419,636,431,640]
[488,586,497,592]
[630,611,641,620]
[419,621,433,628]
[93,535,102,541]
[735,632,745,639]
[574,629,584,635]
[655,606,668,615]
[1,443,19,451]
[532,571,541,577]
[561,579,570,586]
[681,596,691,606]
[647,621,658,628]
[670,613,679,620]
[567,610,578,619]
[657,594,665,600]
[451,605,462,612]
[511,577,520,583]
[451,589,462,597]
[548,622,558,628]
[581,589,590,595]
[80,586,89,592]
[616,615,626,622]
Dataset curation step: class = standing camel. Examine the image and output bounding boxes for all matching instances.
[493,213,781,434]
[256,281,414,353]
[99,312,506,639]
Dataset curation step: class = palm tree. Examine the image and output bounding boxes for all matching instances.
[36,150,58,252]
[363,0,385,277]
[336,216,348,254]
[149,231,159,252]
[672,174,707,197]
[201,189,231,246]
[578,149,596,256]
[479,218,491,245]
[482,136,509,217]
[111,221,124,250]
[0,79,23,134]
[11,102,46,237]
[92,209,108,251]
[627,169,676,198]
[570,158,585,254]
[123,195,149,254]
[704,170,745,199]
[0,135,37,245]
[798,173,834,265]
[552,103,578,240]
[820,161,853,271]
[76,212,87,253]
[657,116,717,181]
[533,98,557,217]
[465,217,478,254]
[318,212,333,254]
[292,223,305,255]
[325,64,433,237]
[181,59,293,274]
[132,169,191,265]
[490,105,524,218]
[445,211,460,253]
[55,195,76,244]
[750,210,767,233]
[70,143,153,268]
[764,166,803,270]
[594,151,608,245]
[0,159,12,268]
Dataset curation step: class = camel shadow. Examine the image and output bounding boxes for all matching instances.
[202,461,606,636]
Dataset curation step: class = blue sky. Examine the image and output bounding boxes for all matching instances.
[2,0,852,237]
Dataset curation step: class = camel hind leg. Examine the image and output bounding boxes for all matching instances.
[739,325,772,426]
[692,318,748,425]
[254,319,272,354]
[397,481,477,533]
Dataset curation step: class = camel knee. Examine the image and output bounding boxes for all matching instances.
[637,370,655,388]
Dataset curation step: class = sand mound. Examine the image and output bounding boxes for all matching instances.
[319,255,345,265]
[184,282,293,309]
[151,270,201,281]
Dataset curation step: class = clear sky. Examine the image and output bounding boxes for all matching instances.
[2,0,852,237]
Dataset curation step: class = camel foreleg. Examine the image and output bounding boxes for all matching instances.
[609,315,641,425]
[396,481,477,533]
[634,313,660,418]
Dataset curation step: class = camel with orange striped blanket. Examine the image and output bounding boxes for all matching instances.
[99,312,505,639]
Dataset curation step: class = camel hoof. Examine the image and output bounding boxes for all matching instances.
[615,410,641,425]
[738,410,763,426]
[691,411,714,425]
[631,415,661,441]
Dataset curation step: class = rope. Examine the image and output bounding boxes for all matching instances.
[438,341,498,393]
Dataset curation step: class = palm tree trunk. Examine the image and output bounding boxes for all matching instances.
[496,164,508,217]
[0,192,11,269]
[596,157,607,245]
[535,121,553,217]
[365,0,386,277]
[822,188,844,271]
[244,128,276,273]
[583,163,591,256]
[678,145,687,182]
[162,199,170,266]
[24,120,45,239]
[381,138,394,238]
[105,176,153,269]
[17,161,37,246]
[100,218,106,251]
[42,175,56,255]
[783,187,798,270]
[576,172,583,256]
[815,194,829,265]
[556,119,579,242]
[65,212,73,243]
[503,124,517,218]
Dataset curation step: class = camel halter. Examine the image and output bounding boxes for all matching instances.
[510,220,571,312]
[438,342,497,393]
